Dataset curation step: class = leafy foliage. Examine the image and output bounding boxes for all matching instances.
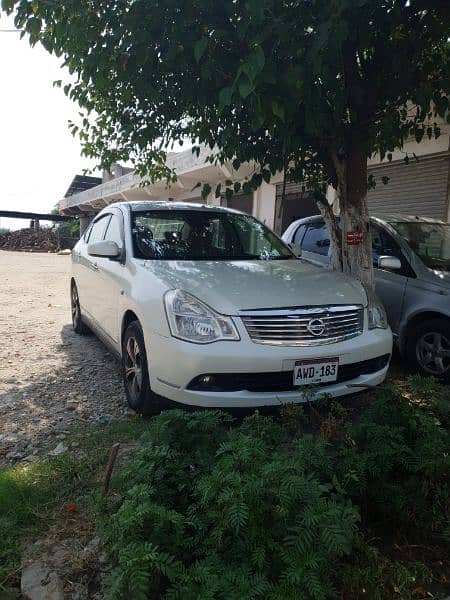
[100,380,450,599]
[3,1,450,286]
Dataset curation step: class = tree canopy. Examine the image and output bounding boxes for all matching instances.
[4,0,450,288]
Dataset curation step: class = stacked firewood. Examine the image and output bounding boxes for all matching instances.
[0,227,60,252]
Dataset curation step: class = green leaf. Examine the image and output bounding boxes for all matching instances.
[215,183,222,198]
[233,181,241,193]
[249,45,265,73]
[238,77,254,99]
[232,159,241,170]
[194,37,208,63]
[414,128,424,144]
[271,101,285,122]
[1,0,15,12]
[201,182,211,199]
[381,176,390,185]
[219,86,233,108]
[262,170,271,184]
[28,16,41,38]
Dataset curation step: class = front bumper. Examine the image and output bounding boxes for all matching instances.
[146,325,392,408]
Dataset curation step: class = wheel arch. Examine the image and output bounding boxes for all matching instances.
[121,309,140,344]
[400,310,450,355]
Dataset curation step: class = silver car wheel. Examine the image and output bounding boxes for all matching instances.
[124,336,143,400]
[416,332,450,375]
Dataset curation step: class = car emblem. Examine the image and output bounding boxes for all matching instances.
[307,318,326,337]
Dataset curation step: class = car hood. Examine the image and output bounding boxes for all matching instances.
[430,269,450,288]
[141,259,367,314]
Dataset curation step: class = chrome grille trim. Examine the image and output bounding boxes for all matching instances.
[239,305,364,346]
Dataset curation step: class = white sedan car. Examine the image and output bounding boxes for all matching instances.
[71,201,392,414]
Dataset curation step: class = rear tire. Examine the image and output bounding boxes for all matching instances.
[406,319,450,382]
[71,281,90,335]
[122,320,166,415]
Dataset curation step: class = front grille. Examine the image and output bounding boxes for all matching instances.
[187,354,390,393]
[240,305,364,346]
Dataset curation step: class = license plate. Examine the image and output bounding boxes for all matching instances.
[293,357,339,386]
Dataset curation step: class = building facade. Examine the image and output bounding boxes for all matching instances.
[60,123,450,235]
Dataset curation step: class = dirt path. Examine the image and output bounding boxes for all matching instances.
[0,250,127,465]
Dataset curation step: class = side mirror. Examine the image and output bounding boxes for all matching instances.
[288,242,302,258]
[378,255,401,271]
[88,240,121,259]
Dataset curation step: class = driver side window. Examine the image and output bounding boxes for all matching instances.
[301,221,330,256]
[104,214,123,247]
[371,225,403,269]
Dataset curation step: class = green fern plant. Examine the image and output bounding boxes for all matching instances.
[99,380,450,600]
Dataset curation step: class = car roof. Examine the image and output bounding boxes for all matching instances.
[292,213,446,226]
[371,213,446,225]
[102,200,243,215]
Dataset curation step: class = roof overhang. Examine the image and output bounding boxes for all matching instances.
[59,146,256,215]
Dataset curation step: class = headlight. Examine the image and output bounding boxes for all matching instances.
[368,300,388,330]
[164,289,240,344]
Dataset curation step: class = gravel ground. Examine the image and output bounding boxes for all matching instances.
[0,250,128,465]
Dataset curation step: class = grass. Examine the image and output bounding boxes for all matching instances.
[0,418,150,590]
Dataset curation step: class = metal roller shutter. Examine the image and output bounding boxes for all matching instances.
[275,182,320,233]
[368,153,450,220]
[220,192,253,214]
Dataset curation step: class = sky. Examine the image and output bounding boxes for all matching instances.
[0,14,98,230]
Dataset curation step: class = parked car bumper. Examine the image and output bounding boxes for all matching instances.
[147,326,392,408]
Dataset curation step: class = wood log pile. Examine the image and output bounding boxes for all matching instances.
[0,227,60,252]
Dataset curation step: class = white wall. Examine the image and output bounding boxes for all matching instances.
[253,182,276,228]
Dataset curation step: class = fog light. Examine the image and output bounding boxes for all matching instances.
[200,375,213,385]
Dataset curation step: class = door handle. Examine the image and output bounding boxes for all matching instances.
[89,261,99,272]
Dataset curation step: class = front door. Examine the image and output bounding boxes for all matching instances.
[372,224,412,334]
[79,214,111,321]
[93,211,125,343]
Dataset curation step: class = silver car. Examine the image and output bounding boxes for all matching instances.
[283,214,450,381]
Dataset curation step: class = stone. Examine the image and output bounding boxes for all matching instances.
[96,415,113,424]
[21,562,64,600]
[49,443,67,456]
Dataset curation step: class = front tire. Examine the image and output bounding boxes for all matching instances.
[122,320,166,415]
[71,282,90,335]
[406,319,450,382]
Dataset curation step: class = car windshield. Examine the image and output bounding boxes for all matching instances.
[392,221,450,271]
[131,209,294,261]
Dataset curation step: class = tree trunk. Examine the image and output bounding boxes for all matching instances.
[329,141,375,302]
[317,197,343,272]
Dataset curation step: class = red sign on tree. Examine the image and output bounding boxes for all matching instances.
[346,231,364,245]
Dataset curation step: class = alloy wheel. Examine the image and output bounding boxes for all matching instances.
[416,331,450,376]
[124,336,143,400]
